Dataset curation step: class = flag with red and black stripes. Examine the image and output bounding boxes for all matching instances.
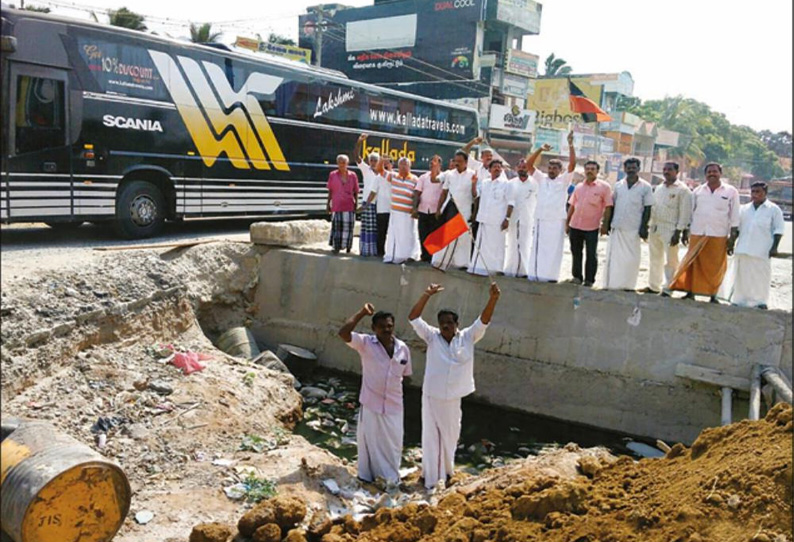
[569,79,612,123]
[423,200,469,255]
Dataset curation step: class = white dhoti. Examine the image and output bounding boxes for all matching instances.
[527,219,566,282]
[729,254,771,307]
[648,228,680,292]
[504,217,533,277]
[357,406,403,483]
[603,228,642,290]
[431,234,472,270]
[421,394,462,489]
[468,223,505,276]
[383,211,420,264]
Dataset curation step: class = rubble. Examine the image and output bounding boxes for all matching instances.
[250,220,331,247]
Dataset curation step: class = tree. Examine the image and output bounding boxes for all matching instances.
[190,23,222,44]
[543,53,572,76]
[757,130,792,158]
[108,7,147,31]
[23,5,51,12]
[267,33,295,46]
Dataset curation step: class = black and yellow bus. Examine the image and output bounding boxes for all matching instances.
[1,9,478,238]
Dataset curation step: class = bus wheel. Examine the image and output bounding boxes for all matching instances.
[115,180,165,239]
[46,221,84,230]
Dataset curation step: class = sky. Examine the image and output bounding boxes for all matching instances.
[30,0,793,133]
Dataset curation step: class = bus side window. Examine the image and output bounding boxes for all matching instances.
[15,76,65,155]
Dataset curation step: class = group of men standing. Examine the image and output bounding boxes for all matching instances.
[327,134,785,309]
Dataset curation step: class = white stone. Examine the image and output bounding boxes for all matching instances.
[250,220,330,246]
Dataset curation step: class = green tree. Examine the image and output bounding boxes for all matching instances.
[190,23,222,44]
[108,7,147,31]
[23,5,51,12]
[542,53,572,76]
[757,130,792,158]
[267,33,295,46]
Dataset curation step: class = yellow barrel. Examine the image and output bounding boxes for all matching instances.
[216,327,261,359]
[0,419,131,542]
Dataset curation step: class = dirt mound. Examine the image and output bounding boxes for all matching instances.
[321,403,792,542]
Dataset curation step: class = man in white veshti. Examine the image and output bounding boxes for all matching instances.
[408,281,501,490]
[432,150,478,270]
[526,131,576,282]
[468,160,511,276]
[503,158,539,277]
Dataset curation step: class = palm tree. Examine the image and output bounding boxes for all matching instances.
[190,23,222,44]
[108,7,147,31]
[543,53,572,76]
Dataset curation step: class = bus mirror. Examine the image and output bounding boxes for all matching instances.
[1,36,17,53]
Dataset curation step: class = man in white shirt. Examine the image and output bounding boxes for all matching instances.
[728,181,785,309]
[503,159,538,277]
[643,162,692,295]
[526,131,576,282]
[462,136,507,238]
[361,156,394,257]
[354,133,380,257]
[602,158,653,290]
[468,160,510,276]
[670,163,740,303]
[433,150,477,270]
[408,281,501,490]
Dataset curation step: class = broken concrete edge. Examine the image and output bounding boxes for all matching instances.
[250,220,332,247]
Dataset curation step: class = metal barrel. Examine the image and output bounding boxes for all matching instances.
[0,420,131,542]
[276,343,318,378]
[216,327,261,359]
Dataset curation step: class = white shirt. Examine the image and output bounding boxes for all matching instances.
[440,168,476,220]
[507,176,539,222]
[410,316,489,400]
[689,181,741,237]
[531,170,573,221]
[611,178,653,231]
[468,156,507,192]
[371,171,393,214]
[650,180,692,232]
[475,176,510,226]
[359,163,379,205]
[735,199,785,259]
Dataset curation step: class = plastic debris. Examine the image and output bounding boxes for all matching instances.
[135,510,154,525]
[170,351,212,375]
[224,483,247,500]
[322,479,340,495]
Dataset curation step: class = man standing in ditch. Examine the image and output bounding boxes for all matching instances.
[408,281,501,489]
[338,303,412,484]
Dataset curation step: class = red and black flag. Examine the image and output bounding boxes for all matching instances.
[423,199,469,255]
[568,79,612,123]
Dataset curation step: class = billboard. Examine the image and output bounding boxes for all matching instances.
[528,77,604,130]
[504,49,538,78]
[490,104,536,134]
[502,72,530,98]
[299,0,487,95]
[492,0,542,34]
[234,37,312,63]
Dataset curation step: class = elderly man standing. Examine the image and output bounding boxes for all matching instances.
[503,159,539,277]
[526,132,576,282]
[408,281,501,489]
[327,154,359,254]
[383,157,421,264]
[643,162,692,295]
[414,155,445,262]
[338,303,412,483]
[670,163,740,303]
[728,181,785,309]
[354,134,380,257]
[565,160,612,286]
[432,150,478,270]
[468,160,510,276]
[602,158,653,290]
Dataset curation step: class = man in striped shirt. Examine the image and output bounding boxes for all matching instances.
[383,157,421,264]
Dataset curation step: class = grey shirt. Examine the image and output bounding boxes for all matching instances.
[611,178,653,231]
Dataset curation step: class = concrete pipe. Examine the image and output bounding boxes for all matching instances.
[761,366,793,405]
[276,343,318,379]
[0,420,131,542]
[217,327,261,359]
[721,387,733,426]
[749,365,762,421]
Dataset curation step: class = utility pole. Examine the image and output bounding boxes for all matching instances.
[310,4,325,67]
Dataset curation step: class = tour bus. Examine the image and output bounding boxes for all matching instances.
[0,9,479,238]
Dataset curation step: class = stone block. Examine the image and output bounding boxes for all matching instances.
[250,220,330,246]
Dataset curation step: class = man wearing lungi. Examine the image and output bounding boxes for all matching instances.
[327,154,359,254]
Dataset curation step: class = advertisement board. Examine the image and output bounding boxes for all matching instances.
[534,126,564,151]
[490,104,536,134]
[528,77,604,130]
[493,0,542,34]
[501,73,529,97]
[233,37,312,63]
[299,0,486,90]
[504,48,538,78]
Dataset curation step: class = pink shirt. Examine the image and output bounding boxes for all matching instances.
[327,170,360,212]
[414,172,444,214]
[346,332,412,415]
[568,180,613,231]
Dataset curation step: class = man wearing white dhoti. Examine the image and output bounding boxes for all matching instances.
[432,150,477,270]
[728,181,785,309]
[468,160,510,276]
[383,157,421,264]
[408,281,501,490]
[503,159,538,277]
[339,303,412,483]
[602,158,653,290]
[526,131,576,282]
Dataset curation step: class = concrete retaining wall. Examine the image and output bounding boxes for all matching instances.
[252,249,793,444]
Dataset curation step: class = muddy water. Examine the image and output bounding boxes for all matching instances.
[295,369,648,475]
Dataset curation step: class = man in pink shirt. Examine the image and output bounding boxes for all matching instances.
[565,161,613,286]
[413,155,445,262]
[338,303,412,484]
[327,154,360,254]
